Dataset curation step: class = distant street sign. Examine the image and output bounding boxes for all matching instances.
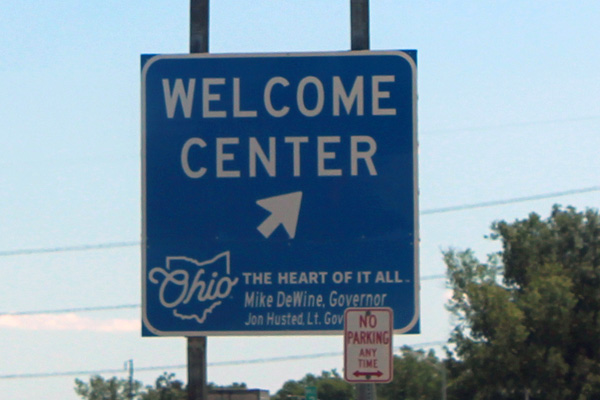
[141,51,418,336]
[344,308,393,383]
[305,386,317,400]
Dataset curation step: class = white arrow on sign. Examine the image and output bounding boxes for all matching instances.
[256,191,303,239]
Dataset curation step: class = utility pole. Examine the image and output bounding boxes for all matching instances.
[126,359,134,400]
[188,2,209,399]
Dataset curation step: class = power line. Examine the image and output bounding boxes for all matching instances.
[0,367,129,380]
[0,341,447,380]
[3,186,596,318]
[0,273,445,317]
[1,186,598,258]
[0,304,140,317]
[0,241,139,257]
[422,274,445,281]
[422,115,600,135]
[420,186,600,215]
[5,186,597,317]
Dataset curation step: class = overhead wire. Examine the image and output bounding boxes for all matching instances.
[0,273,445,317]
[421,186,600,215]
[0,341,447,380]
[422,115,600,135]
[0,182,595,373]
[0,304,140,317]
[0,241,139,257]
[1,185,598,258]
[1,172,591,381]
[0,185,596,316]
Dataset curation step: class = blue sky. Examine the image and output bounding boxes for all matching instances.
[1,1,599,399]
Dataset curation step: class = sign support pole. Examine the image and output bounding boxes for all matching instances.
[188,336,207,400]
[188,3,209,400]
[190,0,209,53]
[356,383,377,400]
[351,0,369,51]
[351,4,376,400]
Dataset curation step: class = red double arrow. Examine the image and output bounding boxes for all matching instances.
[353,370,384,378]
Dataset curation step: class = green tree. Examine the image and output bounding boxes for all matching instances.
[377,347,445,400]
[445,206,600,400]
[76,372,249,400]
[75,375,142,400]
[272,370,354,400]
[141,373,186,400]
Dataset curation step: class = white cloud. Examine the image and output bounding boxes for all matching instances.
[0,313,140,332]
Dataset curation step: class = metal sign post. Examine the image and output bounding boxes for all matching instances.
[188,3,208,400]
[351,0,369,51]
[350,3,378,400]
[190,0,208,53]
[356,384,377,400]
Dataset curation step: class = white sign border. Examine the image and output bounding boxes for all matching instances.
[141,50,419,336]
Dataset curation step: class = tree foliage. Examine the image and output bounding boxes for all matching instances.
[75,375,142,400]
[378,347,445,400]
[142,373,186,400]
[271,351,446,400]
[445,206,600,400]
[271,370,354,400]
[75,372,246,400]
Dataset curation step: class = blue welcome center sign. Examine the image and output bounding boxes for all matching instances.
[141,51,418,336]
